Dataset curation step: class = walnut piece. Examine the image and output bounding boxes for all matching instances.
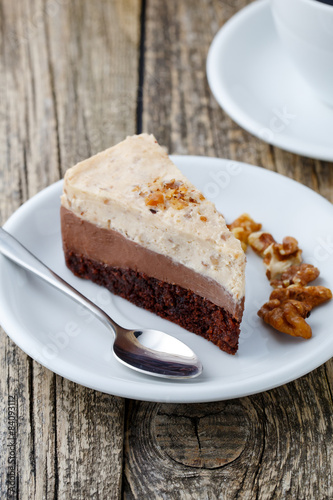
[250,225,332,341]
[258,282,332,340]
[248,231,276,257]
[227,214,262,251]
[270,285,332,309]
[258,299,312,339]
[264,239,303,280]
[270,263,320,288]
[249,232,302,280]
[145,191,165,206]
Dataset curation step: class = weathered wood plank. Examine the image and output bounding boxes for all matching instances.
[0,0,141,498]
[124,0,333,498]
[55,379,125,499]
[124,368,333,499]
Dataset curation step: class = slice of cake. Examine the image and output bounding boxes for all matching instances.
[60,134,246,354]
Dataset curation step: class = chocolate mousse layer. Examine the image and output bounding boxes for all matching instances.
[61,207,244,320]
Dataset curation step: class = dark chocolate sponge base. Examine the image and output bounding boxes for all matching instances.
[65,250,241,355]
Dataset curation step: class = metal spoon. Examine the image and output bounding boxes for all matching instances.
[0,227,202,379]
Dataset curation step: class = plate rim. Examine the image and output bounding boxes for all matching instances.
[206,0,333,162]
[1,155,333,403]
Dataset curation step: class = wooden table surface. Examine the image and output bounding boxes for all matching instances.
[1,0,333,498]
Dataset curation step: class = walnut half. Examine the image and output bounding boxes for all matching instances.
[248,231,276,257]
[258,285,332,339]
[249,232,302,280]
[270,285,332,309]
[258,299,312,339]
[270,263,320,288]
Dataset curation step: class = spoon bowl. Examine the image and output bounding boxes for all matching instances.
[113,328,202,378]
[0,227,203,379]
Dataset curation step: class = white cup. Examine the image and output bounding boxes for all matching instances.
[271,0,333,107]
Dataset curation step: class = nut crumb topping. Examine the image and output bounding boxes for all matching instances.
[137,178,205,212]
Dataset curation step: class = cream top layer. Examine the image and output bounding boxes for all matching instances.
[61,134,245,301]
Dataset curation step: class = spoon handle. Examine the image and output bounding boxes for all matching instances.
[0,227,118,334]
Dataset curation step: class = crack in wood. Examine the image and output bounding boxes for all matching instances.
[312,159,322,195]
[161,448,245,472]
[121,398,132,500]
[324,365,333,406]
[52,374,59,500]
[252,395,267,499]
[136,0,146,135]
[157,408,231,419]
[28,358,36,487]
[81,108,92,159]
[42,0,62,182]
[21,142,28,202]
[268,143,277,172]
[192,416,202,453]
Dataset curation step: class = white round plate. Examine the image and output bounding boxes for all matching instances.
[207,0,333,162]
[0,156,333,403]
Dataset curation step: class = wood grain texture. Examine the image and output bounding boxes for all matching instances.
[1,0,333,499]
[124,0,333,498]
[0,0,141,498]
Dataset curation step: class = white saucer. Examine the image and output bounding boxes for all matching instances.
[1,156,333,403]
[207,0,333,162]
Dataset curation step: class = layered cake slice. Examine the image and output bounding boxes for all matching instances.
[60,134,246,354]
